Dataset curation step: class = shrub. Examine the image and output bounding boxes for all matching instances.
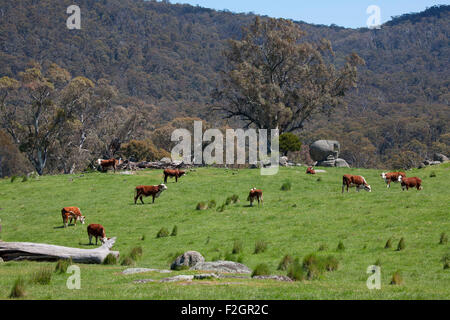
[287,258,305,281]
[430,171,437,178]
[130,247,143,261]
[141,235,146,241]
[252,263,271,277]
[337,241,345,251]
[207,200,216,209]
[216,204,226,212]
[54,259,72,274]
[103,254,118,265]
[385,238,393,249]
[9,277,26,298]
[10,175,17,183]
[230,195,239,203]
[396,238,406,251]
[281,181,292,191]
[324,256,339,271]
[196,202,208,210]
[171,225,178,237]
[439,232,448,245]
[277,254,294,271]
[232,240,243,254]
[156,227,170,238]
[21,175,28,182]
[254,240,268,254]
[32,267,53,285]
[390,271,403,285]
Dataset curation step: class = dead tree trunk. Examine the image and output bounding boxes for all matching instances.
[0,237,119,264]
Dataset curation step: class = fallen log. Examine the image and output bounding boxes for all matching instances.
[0,237,119,264]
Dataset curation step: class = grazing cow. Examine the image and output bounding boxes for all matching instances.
[61,207,86,228]
[381,172,406,188]
[398,176,422,191]
[97,158,122,173]
[87,224,108,245]
[306,167,316,175]
[163,169,186,183]
[247,188,263,207]
[342,175,372,193]
[134,184,168,204]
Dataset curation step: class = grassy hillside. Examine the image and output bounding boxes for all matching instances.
[0,165,449,299]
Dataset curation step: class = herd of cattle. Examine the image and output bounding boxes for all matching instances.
[61,159,423,245]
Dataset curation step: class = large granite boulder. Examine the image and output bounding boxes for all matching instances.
[170,251,205,270]
[190,261,252,274]
[309,140,340,162]
[434,153,449,162]
[335,158,350,168]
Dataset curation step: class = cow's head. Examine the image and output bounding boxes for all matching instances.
[397,175,404,182]
[364,184,372,192]
[100,237,109,244]
[97,159,103,165]
[381,172,386,179]
[179,170,186,177]
[159,184,168,191]
[79,216,86,224]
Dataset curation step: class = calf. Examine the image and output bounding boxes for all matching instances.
[398,176,422,191]
[247,188,263,207]
[163,169,186,183]
[61,207,86,228]
[342,175,372,193]
[97,158,122,173]
[87,224,108,245]
[381,172,406,188]
[134,184,168,204]
[306,167,316,175]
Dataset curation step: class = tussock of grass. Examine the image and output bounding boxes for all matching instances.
[397,238,406,251]
[10,175,18,183]
[287,258,304,281]
[232,240,243,254]
[385,238,393,249]
[55,259,73,274]
[171,225,178,237]
[374,259,382,267]
[442,254,450,270]
[430,171,437,178]
[32,267,53,285]
[9,277,26,299]
[130,247,143,261]
[318,244,328,251]
[121,256,135,266]
[103,254,118,265]
[252,263,270,277]
[156,227,170,238]
[207,200,216,209]
[278,254,294,271]
[196,202,208,210]
[324,256,339,271]
[337,241,345,251]
[390,271,403,285]
[254,240,268,254]
[439,232,448,245]
[281,181,292,191]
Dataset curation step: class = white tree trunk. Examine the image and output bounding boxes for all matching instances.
[0,237,119,264]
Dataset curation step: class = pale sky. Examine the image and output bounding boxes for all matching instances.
[168,0,447,28]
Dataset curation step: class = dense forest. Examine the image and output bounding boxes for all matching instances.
[0,0,449,175]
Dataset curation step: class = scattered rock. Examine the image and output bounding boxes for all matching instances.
[280,156,288,166]
[170,251,205,270]
[122,268,172,275]
[334,158,350,168]
[134,279,156,284]
[252,275,293,282]
[194,273,219,280]
[429,161,442,166]
[191,261,252,274]
[160,275,194,283]
[160,157,172,164]
[0,257,3,263]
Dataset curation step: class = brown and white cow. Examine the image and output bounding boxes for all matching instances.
[381,171,406,188]
[398,176,422,191]
[163,169,186,183]
[87,224,108,245]
[247,188,263,207]
[342,175,372,193]
[134,184,168,204]
[97,158,122,173]
[306,167,316,175]
[61,207,86,228]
